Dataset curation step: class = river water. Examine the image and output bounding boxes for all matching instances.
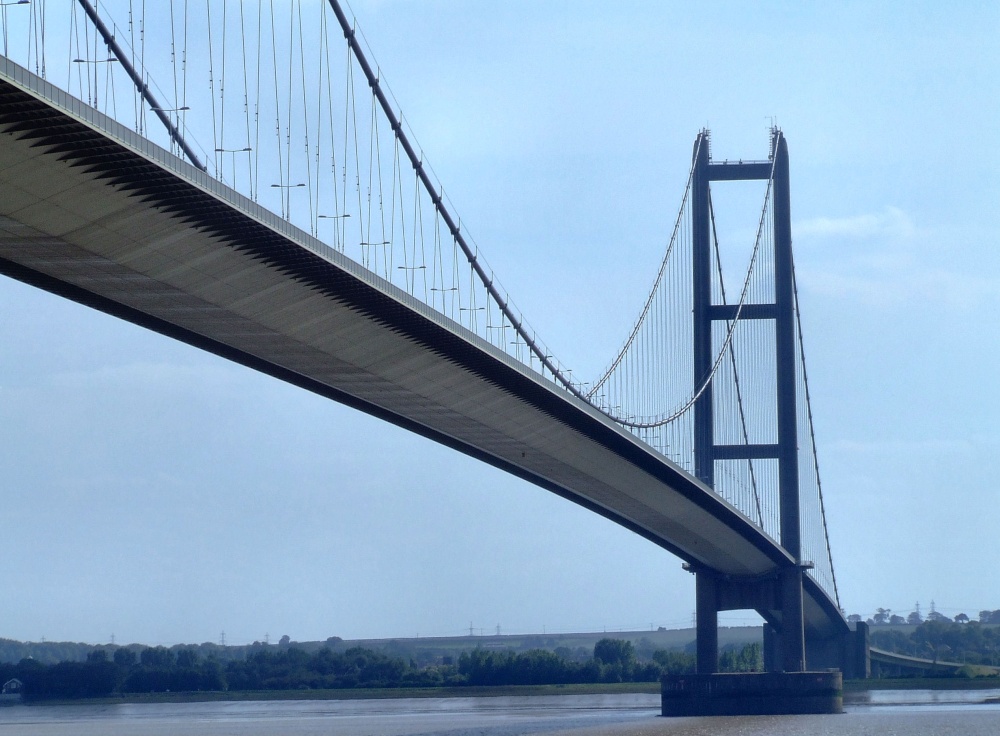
[0,690,997,735]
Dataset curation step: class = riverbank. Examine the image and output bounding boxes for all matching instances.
[20,676,1000,706]
[21,681,661,706]
[844,677,1000,691]
[6,690,1000,736]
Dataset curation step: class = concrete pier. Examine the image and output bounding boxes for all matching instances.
[661,671,843,717]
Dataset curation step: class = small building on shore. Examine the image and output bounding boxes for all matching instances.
[1,678,22,704]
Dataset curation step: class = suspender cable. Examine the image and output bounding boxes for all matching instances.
[74,0,206,171]
[326,0,580,398]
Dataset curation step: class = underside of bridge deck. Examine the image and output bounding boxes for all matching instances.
[0,57,847,644]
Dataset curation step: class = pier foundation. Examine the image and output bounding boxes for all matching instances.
[661,671,843,716]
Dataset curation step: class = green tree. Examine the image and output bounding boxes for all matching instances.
[113,648,137,668]
[652,649,695,675]
[175,649,199,669]
[719,642,763,673]
[140,646,174,668]
[593,639,636,683]
[593,638,634,666]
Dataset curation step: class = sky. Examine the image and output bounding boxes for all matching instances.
[1,1,999,646]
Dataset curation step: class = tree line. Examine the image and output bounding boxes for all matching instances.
[849,607,1000,627]
[0,638,764,699]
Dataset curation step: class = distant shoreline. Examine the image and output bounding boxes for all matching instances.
[18,682,660,706]
[17,677,1000,706]
[844,678,1000,691]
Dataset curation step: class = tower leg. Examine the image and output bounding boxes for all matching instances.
[763,623,780,672]
[780,567,806,672]
[695,572,718,674]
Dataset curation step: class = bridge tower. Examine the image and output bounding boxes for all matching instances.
[690,128,808,674]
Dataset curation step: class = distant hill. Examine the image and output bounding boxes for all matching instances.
[341,626,761,661]
[0,627,761,665]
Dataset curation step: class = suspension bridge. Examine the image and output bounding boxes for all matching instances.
[0,1,871,699]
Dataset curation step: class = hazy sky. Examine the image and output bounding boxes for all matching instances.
[1,1,998,646]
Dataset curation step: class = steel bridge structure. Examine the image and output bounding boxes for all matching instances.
[0,0,868,676]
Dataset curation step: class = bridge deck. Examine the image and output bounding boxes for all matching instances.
[0,57,845,639]
[869,647,999,676]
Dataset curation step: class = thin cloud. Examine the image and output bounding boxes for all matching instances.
[794,207,1000,308]
[828,437,980,457]
[795,206,916,241]
[801,262,1000,309]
